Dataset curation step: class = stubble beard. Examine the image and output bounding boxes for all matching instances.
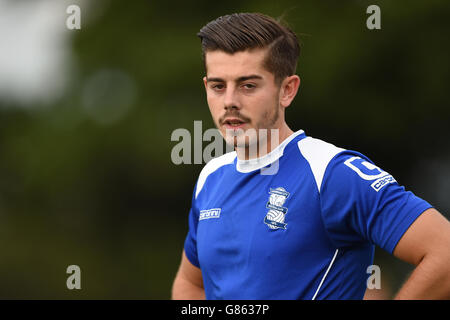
[219,103,280,158]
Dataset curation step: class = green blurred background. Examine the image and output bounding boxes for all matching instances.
[0,0,448,299]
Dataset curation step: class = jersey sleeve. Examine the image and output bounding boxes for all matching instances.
[183,183,201,268]
[320,151,433,253]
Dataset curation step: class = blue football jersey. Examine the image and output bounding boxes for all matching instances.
[183,130,432,299]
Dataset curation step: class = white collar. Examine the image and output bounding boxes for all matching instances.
[236,129,304,173]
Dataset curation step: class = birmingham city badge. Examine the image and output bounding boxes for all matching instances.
[264,187,290,230]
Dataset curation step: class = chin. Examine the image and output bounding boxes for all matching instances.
[224,133,259,150]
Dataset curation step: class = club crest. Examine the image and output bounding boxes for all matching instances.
[264,187,290,230]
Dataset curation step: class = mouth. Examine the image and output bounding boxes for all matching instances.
[222,118,248,130]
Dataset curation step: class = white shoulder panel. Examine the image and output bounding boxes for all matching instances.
[297,137,345,193]
[195,151,237,198]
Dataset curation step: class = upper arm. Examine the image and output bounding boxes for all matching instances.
[176,250,204,288]
[393,208,450,265]
[320,152,433,251]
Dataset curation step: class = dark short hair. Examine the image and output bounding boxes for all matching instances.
[197,12,300,85]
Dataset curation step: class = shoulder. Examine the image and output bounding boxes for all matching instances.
[296,136,346,192]
[195,151,237,198]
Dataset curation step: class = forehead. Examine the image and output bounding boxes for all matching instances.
[205,48,272,80]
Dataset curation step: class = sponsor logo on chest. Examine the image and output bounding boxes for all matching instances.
[199,208,221,220]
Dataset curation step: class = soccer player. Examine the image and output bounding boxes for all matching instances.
[171,12,450,299]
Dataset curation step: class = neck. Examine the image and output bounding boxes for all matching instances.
[235,124,294,161]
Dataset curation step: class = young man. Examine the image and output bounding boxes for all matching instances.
[172,12,450,300]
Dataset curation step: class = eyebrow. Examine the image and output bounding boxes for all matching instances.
[206,74,263,83]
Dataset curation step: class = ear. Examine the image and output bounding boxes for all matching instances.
[203,76,208,90]
[279,75,300,108]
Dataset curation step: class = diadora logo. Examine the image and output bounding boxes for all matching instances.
[199,208,221,221]
[344,156,396,192]
[264,187,290,230]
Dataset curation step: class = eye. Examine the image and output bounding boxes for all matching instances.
[211,84,225,91]
[242,83,256,90]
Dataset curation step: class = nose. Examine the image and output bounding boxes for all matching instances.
[223,85,241,111]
